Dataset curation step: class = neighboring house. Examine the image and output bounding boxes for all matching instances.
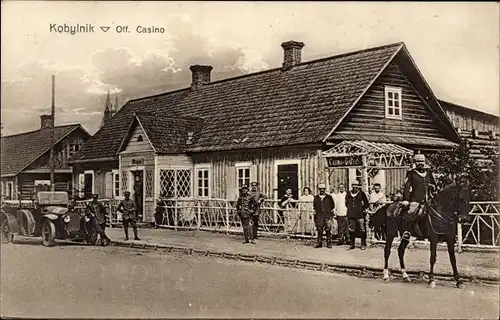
[70,40,467,222]
[1,115,91,200]
[439,100,500,166]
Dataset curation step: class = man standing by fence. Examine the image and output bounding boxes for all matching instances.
[333,183,348,245]
[236,185,258,244]
[346,181,369,250]
[250,182,266,239]
[117,191,141,241]
[313,183,335,248]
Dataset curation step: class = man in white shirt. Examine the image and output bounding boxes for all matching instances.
[369,183,387,213]
[333,183,348,245]
[369,183,387,240]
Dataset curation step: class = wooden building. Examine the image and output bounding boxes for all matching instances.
[1,115,90,200]
[70,41,465,222]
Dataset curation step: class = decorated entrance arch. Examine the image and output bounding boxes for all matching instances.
[322,140,414,193]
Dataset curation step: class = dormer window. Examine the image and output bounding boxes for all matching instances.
[384,86,402,120]
[137,135,143,142]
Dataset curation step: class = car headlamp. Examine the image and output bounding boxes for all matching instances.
[63,215,71,223]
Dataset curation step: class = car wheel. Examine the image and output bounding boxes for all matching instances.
[1,219,13,244]
[41,220,56,247]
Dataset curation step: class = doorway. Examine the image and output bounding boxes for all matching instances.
[131,170,144,217]
[277,163,299,200]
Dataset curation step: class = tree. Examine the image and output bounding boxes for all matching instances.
[427,138,499,201]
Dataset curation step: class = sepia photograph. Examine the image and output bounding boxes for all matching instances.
[1,1,499,319]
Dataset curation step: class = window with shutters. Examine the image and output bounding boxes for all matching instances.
[195,165,210,198]
[384,86,402,120]
[159,168,192,198]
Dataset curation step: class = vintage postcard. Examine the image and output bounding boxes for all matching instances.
[1,1,499,319]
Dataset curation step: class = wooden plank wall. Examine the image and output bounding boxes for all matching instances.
[191,147,326,200]
[123,124,154,153]
[336,62,447,140]
[445,109,499,133]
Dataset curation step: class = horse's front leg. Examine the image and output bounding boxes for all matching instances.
[447,236,465,289]
[428,238,437,288]
[383,234,395,281]
[398,234,411,282]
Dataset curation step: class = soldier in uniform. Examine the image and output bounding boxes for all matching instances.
[117,191,141,241]
[250,182,266,239]
[401,153,437,242]
[87,194,111,246]
[236,185,258,244]
[313,183,335,248]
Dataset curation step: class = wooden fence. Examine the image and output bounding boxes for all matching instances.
[3,198,498,250]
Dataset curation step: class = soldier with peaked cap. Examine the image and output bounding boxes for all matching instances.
[87,193,111,246]
[346,180,370,250]
[250,181,266,239]
[400,152,436,241]
[236,185,258,244]
[313,183,335,248]
[117,191,140,241]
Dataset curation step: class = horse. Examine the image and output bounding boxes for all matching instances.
[371,177,471,289]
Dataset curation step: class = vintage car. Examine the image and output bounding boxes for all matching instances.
[1,191,98,247]
[1,204,19,244]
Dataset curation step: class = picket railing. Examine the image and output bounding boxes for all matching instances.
[3,198,498,250]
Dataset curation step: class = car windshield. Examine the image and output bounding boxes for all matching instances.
[37,192,69,206]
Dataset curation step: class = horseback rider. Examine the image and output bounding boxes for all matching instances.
[401,153,437,242]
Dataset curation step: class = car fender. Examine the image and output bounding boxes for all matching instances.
[42,214,59,221]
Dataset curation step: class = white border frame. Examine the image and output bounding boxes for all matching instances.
[274,159,301,199]
[384,85,403,120]
[194,163,212,198]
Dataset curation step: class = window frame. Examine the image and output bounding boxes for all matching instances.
[112,169,120,198]
[235,162,252,189]
[384,86,403,120]
[158,167,193,199]
[194,164,211,198]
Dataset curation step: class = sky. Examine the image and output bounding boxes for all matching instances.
[1,1,499,136]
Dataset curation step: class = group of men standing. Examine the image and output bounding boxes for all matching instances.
[85,190,142,246]
[236,182,265,244]
[312,182,371,250]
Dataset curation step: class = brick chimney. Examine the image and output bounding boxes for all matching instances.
[281,40,305,70]
[40,114,54,129]
[190,65,213,90]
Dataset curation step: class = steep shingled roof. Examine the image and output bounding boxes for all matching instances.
[1,124,85,176]
[118,112,204,154]
[71,42,405,161]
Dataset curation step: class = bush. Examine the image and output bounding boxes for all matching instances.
[426,138,499,201]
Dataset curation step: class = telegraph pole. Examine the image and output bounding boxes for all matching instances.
[50,75,55,191]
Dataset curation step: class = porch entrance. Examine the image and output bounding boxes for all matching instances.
[131,170,144,217]
[277,164,299,200]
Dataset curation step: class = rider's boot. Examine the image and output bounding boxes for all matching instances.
[124,228,129,241]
